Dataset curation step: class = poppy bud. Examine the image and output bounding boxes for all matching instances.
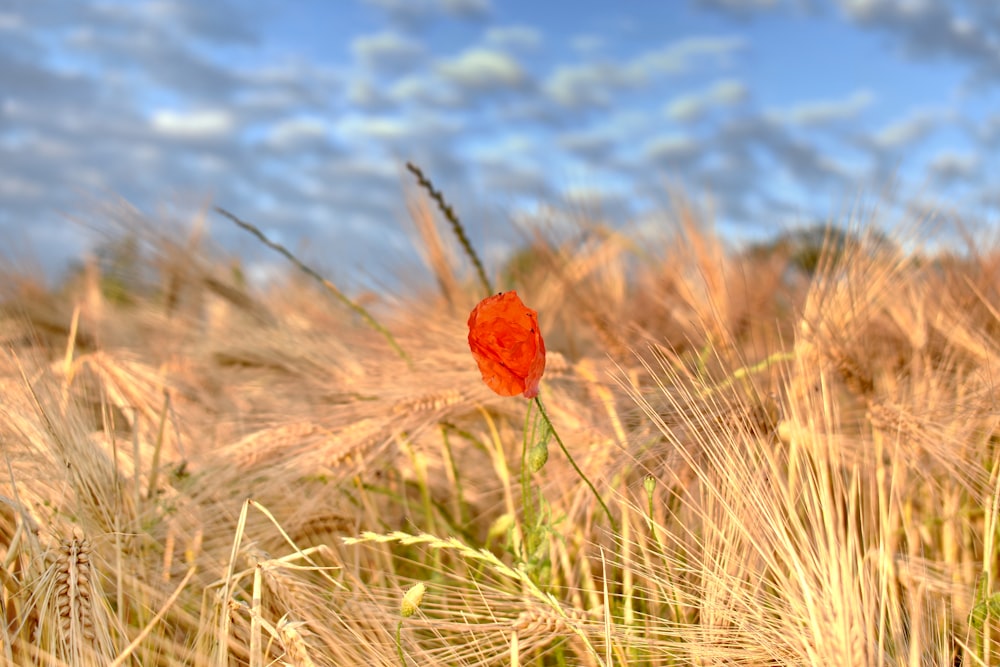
[643,475,656,497]
[528,441,549,473]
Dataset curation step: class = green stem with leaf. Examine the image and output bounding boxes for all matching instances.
[533,396,618,533]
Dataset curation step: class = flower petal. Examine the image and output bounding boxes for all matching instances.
[467,291,546,399]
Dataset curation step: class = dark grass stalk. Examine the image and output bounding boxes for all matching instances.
[533,396,618,533]
[405,162,493,298]
[145,390,169,501]
[215,207,410,364]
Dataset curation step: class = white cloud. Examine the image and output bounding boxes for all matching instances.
[351,30,425,71]
[389,73,462,107]
[705,117,849,210]
[266,117,329,149]
[5,0,997,285]
[26,134,77,160]
[347,79,390,109]
[439,0,491,18]
[666,95,705,123]
[143,0,257,44]
[339,116,411,142]
[560,184,631,217]
[709,79,749,104]
[334,112,460,149]
[150,109,234,138]
[0,12,25,30]
[362,0,434,26]
[467,135,550,197]
[558,129,617,161]
[0,175,44,199]
[362,0,490,25]
[571,34,604,53]
[546,37,744,110]
[695,0,814,14]
[544,62,639,108]
[485,25,541,50]
[557,111,648,162]
[437,47,527,89]
[836,0,1000,83]
[777,89,874,125]
[872,109,942,148]
[238,61,340,112]
[59,8,242,103]
[665,78,748,122]
[629,36,745,77]
[0,53,95,105]
[478,161,549,195]
[644,134,702,165]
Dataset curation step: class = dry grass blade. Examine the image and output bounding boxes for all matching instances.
[109,566,195,667]
[214,206,410,363]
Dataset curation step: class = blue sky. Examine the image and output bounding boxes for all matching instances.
[2,0,998,285]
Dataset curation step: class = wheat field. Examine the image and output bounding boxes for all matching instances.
[0,193,998,666]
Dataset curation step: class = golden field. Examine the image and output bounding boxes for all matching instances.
[1,193,998,666]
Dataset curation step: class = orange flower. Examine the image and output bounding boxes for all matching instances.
[467,291,546,398]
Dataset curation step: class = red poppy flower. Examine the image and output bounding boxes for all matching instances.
[467,291,546,398]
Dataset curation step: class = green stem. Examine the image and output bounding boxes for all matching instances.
[532,396,618,533]
[521,401,535,553]
[396,620,405,667]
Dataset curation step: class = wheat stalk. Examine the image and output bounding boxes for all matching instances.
[343,530,606,665]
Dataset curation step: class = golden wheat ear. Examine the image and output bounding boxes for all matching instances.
[30,536,117,666]
[54,539,96,648]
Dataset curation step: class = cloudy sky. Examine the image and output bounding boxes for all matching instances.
[3,0,999,285]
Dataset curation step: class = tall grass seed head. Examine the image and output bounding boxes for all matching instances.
[401,582,426,618]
